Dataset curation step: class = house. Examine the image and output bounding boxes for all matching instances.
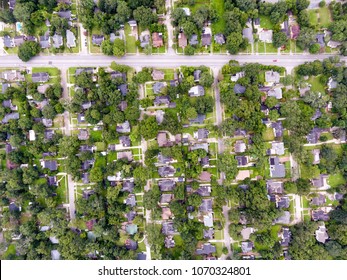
[119,135,131,147]
[157,132,169,147]
[271,195,289,208]
[269,157,285,178]
[92,35,104,46]
[82,173,90,184]
[57,10,72,20]
[311,194,326,206]
[157,153,173,165]
[2,112,19,123]
[274,211,291,224]
[265,70,280,86]
[240,227,254,240]
[214,33,225,45]
[111,71,127,81]
[189,34,198,46]
[162,222,176,235]
[327,77,337,90]
[158,180,176,191]
[137,253,146,260]
[162,208,172,220]
[160,193,174,204]
[13,35,25,47]
[290,25,300,40]
[201,33,211,46]
[272,121,283,138]
[119,101,128,112]
[3,35,14,48]
[307,127,325,144]
[199,199,212,213]
[254,18,260,28]
[267,142,285,155]
[32,72,50,83]
[118,84,128,96]
[230,72,245,82]
[203,228,214,239]
[152,32,163,48]
[75,68,94,76]
[315,225,329,244]
[37,84,50,94]
[234,84,246,94]
[118,151,133,162]
[156,110,165,124]
[125,239,138,250]
[152,69,165,81]
[66,30,76,48]
[259,30,273,43]
[327,40,341,49]
[39,33,51,48]
[203,212,213,227]
[78,129,89,140]
[158,166,176,177]
[236,156,248,167]
[194,128,209,140]
[182,7,191,16]
[121,180,135,193]
[44,129,55,140]
[178,32,187,48]
[2,99,17,110]
[189,114,206,125]
[1,83,10,94]
[196,243,216,255]
[154,95,170,106]
[164,236,175,248]
[82,159,94,170]
[41,160,58,171]
[279,227,291,247]
[140,31,150,48]
[193,70,201,82]
[42,118,53,127]
[116,121,130,133]
[312,149,320,164]
[281,20,290,38]
[51,250,61,260]
[197,185,211,196]
[316,34,325,48]
[153,82,166,94]
[188,85,205,97]
[199,171,211,182]
[125,194,136,207]
[268,87,282,99]
[128,20,137,30]
[311,209,329,222]
[191,143,209,153]
[242,27,253,43]
[8,0,16,10]
[0,70,25,82]
[267,180,284,194]
[234,140,246,153]
[52,33,63,48]
[241,241,254,254]
[125,224,138,235]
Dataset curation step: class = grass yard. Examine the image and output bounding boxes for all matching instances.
[318,7,332,28]
[32,67,60,76]
[265,43,278,53]
[308,75,325,93]
[260,15,274,30]
[211,0,226,34]
[258,42,265,53]
[124,23,137,54]
[56,175,68,204]
[263,127,275,141]
[158,68,175,80]
[308,10,319,27]
[328,173,346,188]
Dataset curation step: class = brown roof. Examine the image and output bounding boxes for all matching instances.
[199,171,211,182]
[157,132,168,147]
[178,32,187,48]
[152,32,163,48]
[290,25,300,40]
[152,69,165,81]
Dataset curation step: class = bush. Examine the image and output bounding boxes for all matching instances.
[319,135,328,142]
[319,1,326,8]
[309,43,321,54]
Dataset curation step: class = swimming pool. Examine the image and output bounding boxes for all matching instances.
[16,22,22,32]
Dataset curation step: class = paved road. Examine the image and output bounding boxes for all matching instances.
[0,53,338,68]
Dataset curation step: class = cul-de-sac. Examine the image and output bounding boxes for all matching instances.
[0,0,347,260]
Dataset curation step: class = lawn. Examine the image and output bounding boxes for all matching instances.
[32,67,60,76]
[158,68,175,80]
[259,15,274,30]
[263,127,274,141]
[124,23,137,54]
[318,7,332,28]
[308,75,325,93]
[308,10,318,27]
[211,0,226,34]
[56,175,68,204]
[328,173,346,188]
[265,43,278,53]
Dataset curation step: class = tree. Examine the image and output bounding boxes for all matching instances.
[265,96,278,108]
[319,1,326,8]
[171,8,187,26]
[113,38,125,57]
[217,153,238,181]
[18,41,40,62]
[139,116,159,140]
[296,0,310,11]
[309,43,321,54]
[296,27,315,50]
[133,6,157,28]
[186,107,198,120]
[101,40,113,55]
[226,32,243,54]
[90,166,104,182]
[116,1,131,24]
[13,2,36,23]
[42,104,57,120]
[284,181,298,194]
[184,45,195,55]
[199,72,214,87]
[273,31,288,48]
[295,178,311,195]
